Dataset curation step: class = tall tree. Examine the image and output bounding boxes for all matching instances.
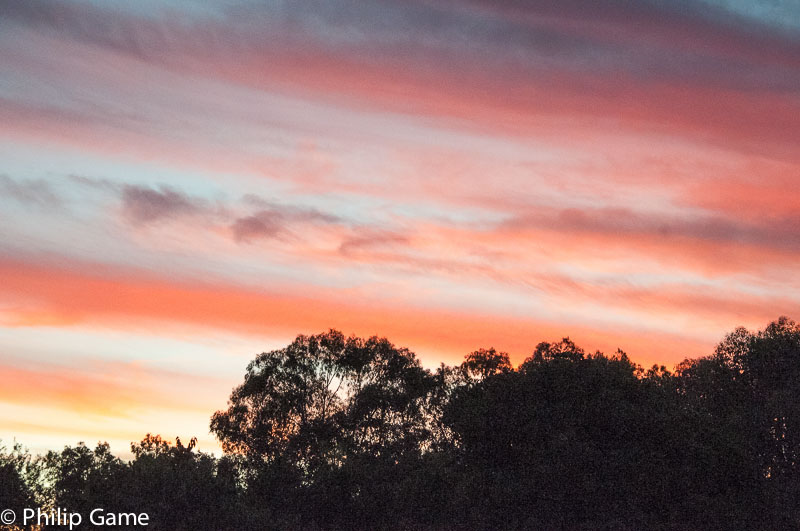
[0,442,36,521]
[210,330,441,472]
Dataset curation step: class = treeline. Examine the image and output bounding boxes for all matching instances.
[3,317,800,530]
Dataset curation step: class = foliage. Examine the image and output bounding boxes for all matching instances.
[210,330,441,470]
[0,441,37,524]
[7,318,800,529]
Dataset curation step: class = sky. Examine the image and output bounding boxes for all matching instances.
[1,0,799,456]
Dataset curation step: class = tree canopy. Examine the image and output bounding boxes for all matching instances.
[4,318,800,529]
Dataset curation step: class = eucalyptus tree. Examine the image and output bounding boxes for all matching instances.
[210,330,444,472]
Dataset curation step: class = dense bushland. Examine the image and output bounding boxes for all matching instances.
[4,317,800,530]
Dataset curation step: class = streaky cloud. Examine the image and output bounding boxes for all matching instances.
[0,174,61,207]
[230,202,341,243]
[121,184,206,225]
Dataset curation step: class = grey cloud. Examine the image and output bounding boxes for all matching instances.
[68,174,122,193]
[0,175,61,207]
[7,0,799,95]
[121,184,205,225]
[230,204,341,243]
[79,180,342,238]
[230,214,282,243]
[502,206,800,251]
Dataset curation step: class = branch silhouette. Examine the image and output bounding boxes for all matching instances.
[3,317,800,530]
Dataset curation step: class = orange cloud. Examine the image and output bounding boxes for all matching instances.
[0,358,225,418]
[0,255,735,369]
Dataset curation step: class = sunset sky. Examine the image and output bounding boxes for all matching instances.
[1,0,799,455]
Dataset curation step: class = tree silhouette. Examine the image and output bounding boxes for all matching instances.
[6,318,800,529]
[0,442,36,525]
[210,330,440,468]
[687,316,800,526]
[461,347,511,381]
